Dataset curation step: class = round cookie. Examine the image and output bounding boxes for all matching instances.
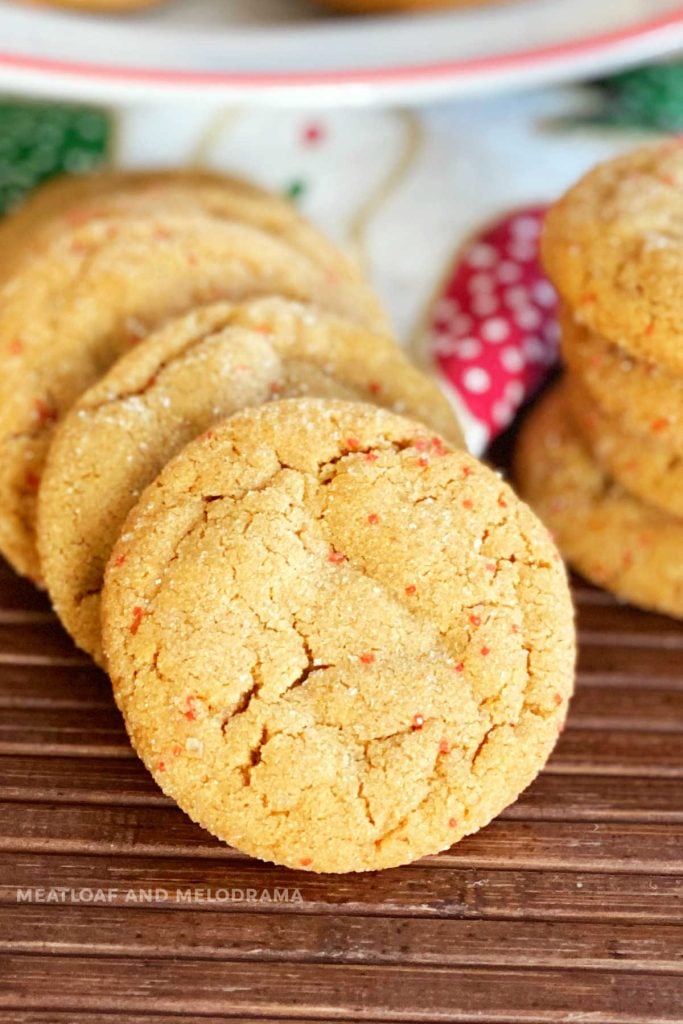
[515,383,683,620]
[0,208,385,583]
[0,169,373,300]
[560,306,683,453]
[39,297,464,663]
[566,376,683,519]
[102,398,574,873]
[542,142,683,372]
[32,1,163,10]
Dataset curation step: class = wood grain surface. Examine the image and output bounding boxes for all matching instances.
[0,544,681,1021]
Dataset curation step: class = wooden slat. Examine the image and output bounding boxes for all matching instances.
[1,852,681,922]
[1,757,681,822]
[0,801,681,873]
[1,954,681,1022]
[1,904,680,973]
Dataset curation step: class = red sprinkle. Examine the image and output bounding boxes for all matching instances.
[418,455,429,468]
[368,380,382,395]
[114,553,127,568]
[367,513,380,525]
[412,714,425,730]
[8,338,22,355]
[130,606,145,635]
[511,624,520,634]
[448,818,458,828]
[183,696,199,721]
[171,745,183,758]
[480,646,491,657]
[651,417,669,433]
[300,856,313,867]
[346,435,361,451]
[462,498,474,510]
[157,761,166,773]
[553,693,563,706]
[414,438,431,452]
[462,465,473,477]
[186,253,199,267]
[439,738,450,755]
[453,662,465,673]
[405,584,417,596]
[33,399,58,425]
[469,614,481,627]
[270,381,284,395]
[364,451,378,463]
[486,561,496,573]
[328,550,346,564]
[360,652,375,665]
[645,322,655,335]
[497,496,508,508]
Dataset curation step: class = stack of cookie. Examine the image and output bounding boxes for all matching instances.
[0,170,575,873]
[516,142,683,620]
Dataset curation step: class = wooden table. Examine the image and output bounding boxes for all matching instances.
[0,547,681,1022]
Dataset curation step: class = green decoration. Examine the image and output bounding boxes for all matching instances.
[284,178,306,202]
[590,61,683,133]
[0,100,110,215]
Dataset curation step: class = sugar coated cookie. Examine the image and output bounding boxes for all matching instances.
[102,398,574,873]
[566,376,683,519]
[39,298,463,663]
[0,169,373,299]
[542,142,683,371]
[515,383,683,620]
[0,206,385,582]
[560,306,683,453]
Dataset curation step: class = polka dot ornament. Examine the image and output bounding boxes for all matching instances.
[428,207,559,453]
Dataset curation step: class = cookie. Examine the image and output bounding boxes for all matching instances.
[39,298,464,663]
[566,376,683,519]
[36,1,164,10]
[101,397,574,873]
[542,142,683,372]
[560,306,683,453]
[0,169,372,297]
[515,383,683,620]
[0,208,386,582]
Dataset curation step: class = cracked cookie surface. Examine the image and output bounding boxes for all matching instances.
[542,142,683,371]
[515,383,683,620]
[102,398,574,873]
[0,204,386,582]
[39,298,463,664]
[560,306,683,453]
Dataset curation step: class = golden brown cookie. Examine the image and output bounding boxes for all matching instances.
[102,398,574,873]
[32,1,164,11]
[542,142,683,372]
[515,383,683,620]
[560,306,683,453]
[39,298,463,663]
[0,205,385,583]
[566,376,683,519]
[0,169,372,298]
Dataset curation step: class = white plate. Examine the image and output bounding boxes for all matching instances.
[0,0,682,105]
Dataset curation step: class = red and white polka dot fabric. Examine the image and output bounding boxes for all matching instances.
[428,206,559,452]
